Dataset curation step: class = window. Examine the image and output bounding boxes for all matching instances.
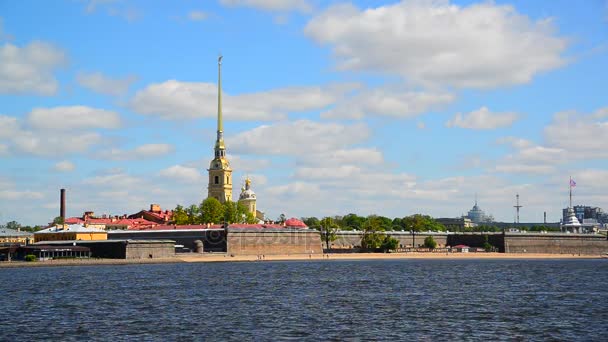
[226,176,230,184]
[214,176,219,184]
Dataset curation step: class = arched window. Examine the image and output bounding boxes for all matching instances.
[226,175,229,184]
[214,176,219,184]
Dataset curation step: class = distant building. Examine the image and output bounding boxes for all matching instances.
[238,177,257,217]
[0,228,32,244]
[34,224,108,243]
[563,205,608,224]
[465,199,492,224]
[436,217,475,231]
[128,204,173,224]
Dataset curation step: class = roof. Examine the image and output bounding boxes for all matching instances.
[0,228,33,237]
[453,244,469,248]
[35,224,107,234]
[65,217,157,227]
[284,218,307,228]
[124,224,223,231]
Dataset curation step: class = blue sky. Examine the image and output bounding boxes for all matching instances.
[1,0,607,225]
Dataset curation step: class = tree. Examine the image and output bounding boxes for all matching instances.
[277,213,286,223]
[6,221,21,230]
[381,236,400,252]
[360,216,385,249]
[423,236,437,249]
[402,214,446,232]
[223,201,253,224]
[172,205,190,225]
[342,213,365,231]
[52,217,64,225]
[302,217,320,229]
[200,198,224,224]
[320,217,340,250]
[187,204,201,224]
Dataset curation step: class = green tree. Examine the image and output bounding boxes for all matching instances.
[52,217,64,225]
[200,198,225,224]
[360,216,386,249]
[320,217,340,250]
[6,221,21,230]
[423,236,437,249]
[172,205,190,225]
[342,213,365,230]
[187,204,201,224]
[402,214,446,232]
[381,236,400,252]
[302,217,320,229]
[277,213,286,223]
[223,201,253,224]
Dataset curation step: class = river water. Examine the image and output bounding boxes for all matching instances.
[1,259,607,341]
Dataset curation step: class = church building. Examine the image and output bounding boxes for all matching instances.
[207,55,233,203]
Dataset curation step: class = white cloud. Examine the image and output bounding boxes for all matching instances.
[494,164,555,175]
[0,190,44,200]
[0,41,66,95]
[545,110,608,157]
[12,131,102,157]
[76,72,137,96]
[0,115,19,138]
[159,165,203,183]
[220,0,312,13]
[27,106,121,130]
[231,120,370,155]
[52,161,76,172]
[98,143,174,161]
[496,136,533,149]
[0,143,8,156]
[305,0,567,88]
[321,86,454,119]
[188,10,208,21]
[131,80,353,121]
[446,107,519,129]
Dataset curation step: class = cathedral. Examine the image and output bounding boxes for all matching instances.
[207,56,257,217]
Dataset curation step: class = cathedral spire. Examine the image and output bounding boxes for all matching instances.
[214,55,225,157]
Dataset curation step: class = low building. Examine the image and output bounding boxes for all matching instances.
[128,204,173,224]
[34,224,108,243]
[37,240,175,259]
[0,228,32,244]
[66,213,157,230]
[436,217,475,231]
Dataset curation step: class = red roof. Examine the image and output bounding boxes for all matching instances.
[453,245,469,248]
[285,218,307,228]
[128,224,223,231]
[64,217,157,229]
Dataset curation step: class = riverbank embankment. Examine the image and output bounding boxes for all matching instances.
[1,252,605,268]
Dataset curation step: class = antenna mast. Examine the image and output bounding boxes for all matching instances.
[514,193,522,226]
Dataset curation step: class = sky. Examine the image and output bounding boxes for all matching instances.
[1,0,608,226]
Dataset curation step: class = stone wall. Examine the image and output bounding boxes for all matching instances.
[504,233,608,255]
[109,229,226,252]
[227,229,322,255]
[331,231,449,249]
[125,241,175,259]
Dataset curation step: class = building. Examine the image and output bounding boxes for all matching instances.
[0,227,32,244]
[238,177,257,216]
[34,224,108,243]
[561,207,582,233]
[66,211,158,230]
[466,198,490,224]
[128,204,173,224]
[563,205,608,224]
[207,55,233,203]
[436,217,475,231]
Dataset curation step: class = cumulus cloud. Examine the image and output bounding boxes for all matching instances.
[321,86,455,119]
[0,41,66,95]
[159,165,203,183]
[98,143,174,161]
[305,0,567,88]
[27,106,121,130]
[231,119,370,155]
[76,72,137,96]
[0,115,19,138]
[220,0,312,13]
[545,110,608,157]
[446,107,519,129]
[52,161,76,172]
[130,81,353,121]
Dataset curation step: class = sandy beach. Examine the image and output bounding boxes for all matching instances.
[1,252,605,268]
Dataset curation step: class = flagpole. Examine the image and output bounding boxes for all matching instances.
[569,176,572,208]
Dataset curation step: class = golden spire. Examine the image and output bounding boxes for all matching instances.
[214,54,225,155]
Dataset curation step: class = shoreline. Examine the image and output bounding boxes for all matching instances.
[1,252,605,268]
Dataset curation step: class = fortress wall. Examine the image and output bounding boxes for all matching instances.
[125,241,175,259]
[332,232,448,248]
[226,229,323,255]
[504,234,608,255]
[109,230,227,252]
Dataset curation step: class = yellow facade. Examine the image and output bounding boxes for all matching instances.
[0,236,30,244]
[34,226,108,243]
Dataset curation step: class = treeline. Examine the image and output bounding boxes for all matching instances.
[302,213,446,232]
[1,221,43,232]
[172,198,257,225]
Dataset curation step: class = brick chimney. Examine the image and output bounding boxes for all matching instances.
[60,188,66,221]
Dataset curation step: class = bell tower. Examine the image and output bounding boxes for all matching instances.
[207,55,232,203]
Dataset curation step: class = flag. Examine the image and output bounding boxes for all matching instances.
[570,178,576,187]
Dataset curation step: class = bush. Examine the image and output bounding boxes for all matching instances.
[483,242,494,252]
[24,254,36,262]
[423,236,437,249]
[381,236,399,252]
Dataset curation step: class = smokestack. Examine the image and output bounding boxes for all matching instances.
[60,188,66,221]
[544,211,547,224]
